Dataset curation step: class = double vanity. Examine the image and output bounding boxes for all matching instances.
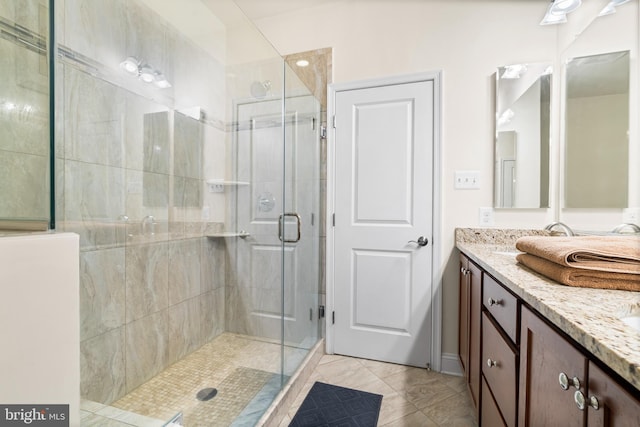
[456,228,640,426]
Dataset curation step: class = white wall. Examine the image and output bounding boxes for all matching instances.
[0,233,80,426]
[246,0,558,356]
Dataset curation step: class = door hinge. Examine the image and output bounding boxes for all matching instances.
[332,213,335,227]
[332,311,335,324]
[311,117,316,130]
[332,115,336,128]
[319,305,325,318]
[320,125,327,139]
[310,308,313,321]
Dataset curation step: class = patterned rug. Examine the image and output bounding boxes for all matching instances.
[289,382,383,427]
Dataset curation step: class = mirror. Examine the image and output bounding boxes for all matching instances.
[561,1,638,213]
[564,51,630,208]
[494,62,552,208]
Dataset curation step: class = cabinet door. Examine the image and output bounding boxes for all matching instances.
[587,362,640,426]
[483,376,508,427]
[468,260,482,411]
[459,254,469,376]
[519,306,586,427]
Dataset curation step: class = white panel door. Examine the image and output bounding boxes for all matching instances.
[333,80,434,367]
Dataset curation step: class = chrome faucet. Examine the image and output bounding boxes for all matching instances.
[611,223,640,234]
[544,222,574,236]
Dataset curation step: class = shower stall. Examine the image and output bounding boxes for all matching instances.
[0,0,322,425]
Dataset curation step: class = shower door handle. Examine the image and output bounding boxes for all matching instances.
[278,213,302,243]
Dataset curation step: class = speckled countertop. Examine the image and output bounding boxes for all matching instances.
[456,228,640,392]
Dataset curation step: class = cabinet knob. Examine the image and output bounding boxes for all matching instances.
[487,297,503,306]
[574,390,586,411]
[486,358,498,368]
[559,372,581,390]
[588,395,600,411]
[460,267,470,275]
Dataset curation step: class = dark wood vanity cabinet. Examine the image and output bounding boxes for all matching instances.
[458,250,640,426]
[458,253,481,413]
[519,305,640,426]
[519,305,586,427]
[587,362,640,426]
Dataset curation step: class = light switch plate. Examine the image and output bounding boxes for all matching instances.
[455,170,480,189]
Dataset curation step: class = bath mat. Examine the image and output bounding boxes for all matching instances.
[289,382,383,427]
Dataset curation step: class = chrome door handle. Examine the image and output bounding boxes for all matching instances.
[408,236,428,246]
[278,213,301,243]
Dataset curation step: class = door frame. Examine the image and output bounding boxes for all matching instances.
[326,71,443,371]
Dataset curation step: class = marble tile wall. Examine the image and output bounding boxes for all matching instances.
[0,0,51,221]
[58,0,229,405]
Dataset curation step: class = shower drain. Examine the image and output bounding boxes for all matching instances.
[196,387,218,401]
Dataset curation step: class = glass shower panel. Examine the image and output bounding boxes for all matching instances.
[281,65,322,376]
[0,0,52,231]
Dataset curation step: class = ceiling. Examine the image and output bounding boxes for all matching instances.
[232,0,340,20]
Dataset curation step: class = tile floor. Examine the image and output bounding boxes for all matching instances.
[80,337,476,426]
[280,354,477,427]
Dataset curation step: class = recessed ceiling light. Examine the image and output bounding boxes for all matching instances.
[296,59,310,67]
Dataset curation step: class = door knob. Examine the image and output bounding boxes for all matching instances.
[408,236,429,246]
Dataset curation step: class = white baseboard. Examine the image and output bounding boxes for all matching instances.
[440,352,462,376]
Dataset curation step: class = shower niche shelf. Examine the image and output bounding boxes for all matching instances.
[206,231,250,238]
[206,179,249,193]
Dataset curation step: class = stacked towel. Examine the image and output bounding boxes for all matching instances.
[515,235,640,291]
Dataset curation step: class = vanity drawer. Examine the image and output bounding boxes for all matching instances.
[483,273,518,343]
[482,312,517,427]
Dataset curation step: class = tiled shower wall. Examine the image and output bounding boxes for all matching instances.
[56,0,229,404]
[0,1,50,221]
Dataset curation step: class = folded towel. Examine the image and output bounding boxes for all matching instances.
[515,235,640,274]
[516,253,640,292]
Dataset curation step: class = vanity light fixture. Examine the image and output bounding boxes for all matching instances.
[497,108,515,126]
[599,0,631,16]
[540,0,581,25]
[501,64,528,79]
[120,56,141,75]
[154,74,172,89]
[138,65,156,83]
[119,56,172,89]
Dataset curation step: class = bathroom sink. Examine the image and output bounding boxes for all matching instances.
[620,316,640,333]
[618,302,640,332]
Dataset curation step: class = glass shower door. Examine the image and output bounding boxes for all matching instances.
[281,91,321,376]
[231,84,321,378]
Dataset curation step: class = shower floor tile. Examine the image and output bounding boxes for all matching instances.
[104,333,303,427]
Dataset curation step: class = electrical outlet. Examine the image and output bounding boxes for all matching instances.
[479,207,494,226]
[207,182,225,193]
[455,170,480,189]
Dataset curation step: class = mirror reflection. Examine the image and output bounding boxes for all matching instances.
[564,50,630,208]
[494,62,552,208]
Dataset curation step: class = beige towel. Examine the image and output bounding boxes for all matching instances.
[515,235,640,274]
[516,253,640,292]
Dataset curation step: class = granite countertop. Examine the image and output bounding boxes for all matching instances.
[455,228,640,392]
